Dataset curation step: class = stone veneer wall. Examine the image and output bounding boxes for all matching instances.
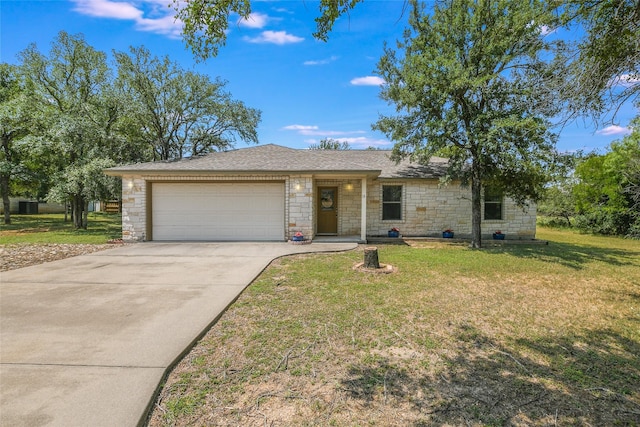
[119,174,536,242]
[121,175,147,241]
[287,175,313,239]
[366,179,536,239]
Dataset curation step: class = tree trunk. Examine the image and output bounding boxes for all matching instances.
[82,199,89,229]
[470,165,483,249]
[1,172,10,225]
[364,247,380,269]
[73,196,84,229]
[1,135,12,225]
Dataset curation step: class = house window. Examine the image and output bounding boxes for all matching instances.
[382,185,402,220]
[484,187,503,220]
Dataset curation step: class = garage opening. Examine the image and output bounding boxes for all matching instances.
[151,182,285,241]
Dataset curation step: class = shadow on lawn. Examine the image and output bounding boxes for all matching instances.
[340,325,640,426]
[487,240,640,270]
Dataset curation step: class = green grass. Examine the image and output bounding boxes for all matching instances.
[0,213,122,244]
[150,227,640,426]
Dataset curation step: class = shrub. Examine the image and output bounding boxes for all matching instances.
[574,208,634,236]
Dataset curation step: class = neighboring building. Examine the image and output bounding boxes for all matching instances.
[105,144,536,242]
[0,198,65,214]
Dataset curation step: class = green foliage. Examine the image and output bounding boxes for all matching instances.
[173,0,252,60]
[308,138,351,150]
[573,208,636,236]
[114,46,261,160]
[0,63,34,224]
[538,186,576,226]
[11,31,259,229]
[18,32,136,229]
[571,122,640,238]
[374,0,560,247]
[314,0,363,42]
[542,119,640,238]
[560,0,640,120]
[174,0,365,60]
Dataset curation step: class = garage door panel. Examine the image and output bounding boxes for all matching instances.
[152,183,285,241]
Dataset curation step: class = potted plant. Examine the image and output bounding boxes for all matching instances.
[442,229,454,238]
[388,227,400,238]
[493,230,505,240]
[292,231,304,241]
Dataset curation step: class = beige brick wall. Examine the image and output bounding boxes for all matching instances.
[366,179,536,239]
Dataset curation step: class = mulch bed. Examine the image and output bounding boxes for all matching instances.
[0,243,122,271]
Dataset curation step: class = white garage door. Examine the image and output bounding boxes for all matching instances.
[152,182,285,241]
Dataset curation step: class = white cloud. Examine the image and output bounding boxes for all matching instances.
[71,0,182,37]
[137,15,182,38]
[283,125,319,131]
[609,74,640,88]
[596,125,632,136]
[283,125,368,137]
[304,55,339,66]
[350,76,385,86]
[237,12,269,29]
[243,30,303,45]
[539,25,556,36]
[72,0,141,19]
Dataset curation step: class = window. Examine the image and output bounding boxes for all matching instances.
[382,185,402,220]
[484,187,503,220]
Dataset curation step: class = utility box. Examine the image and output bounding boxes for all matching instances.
[18,201,39,214]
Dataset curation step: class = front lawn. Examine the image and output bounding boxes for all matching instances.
[0,213,122,244]
[151,228,640,426]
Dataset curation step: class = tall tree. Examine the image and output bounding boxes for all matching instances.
[538,152,582,227]
[375,0,560,248]
[115,46,261,160]
[0,63,32,224]
[19,31,135,229]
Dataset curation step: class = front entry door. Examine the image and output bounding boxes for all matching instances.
[317,187,338,234]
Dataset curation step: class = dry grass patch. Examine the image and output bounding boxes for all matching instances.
[150,228,640,426]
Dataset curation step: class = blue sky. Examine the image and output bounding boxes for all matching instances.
[1,0,637,153]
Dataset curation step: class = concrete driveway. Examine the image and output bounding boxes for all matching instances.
[0,242,356,427]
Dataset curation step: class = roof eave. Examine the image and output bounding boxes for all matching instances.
[104,169,382,177]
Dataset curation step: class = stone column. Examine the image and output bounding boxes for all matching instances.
[361,177,367,242]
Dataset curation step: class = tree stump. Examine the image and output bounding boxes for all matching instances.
[364,247,380,269]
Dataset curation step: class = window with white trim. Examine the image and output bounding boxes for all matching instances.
[382,185,402,220]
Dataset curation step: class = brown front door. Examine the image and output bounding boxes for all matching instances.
[317,187,338,234]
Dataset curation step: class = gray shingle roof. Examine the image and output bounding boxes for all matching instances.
[106,144,449,179]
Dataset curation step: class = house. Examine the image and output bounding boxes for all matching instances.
[104,144,536,242]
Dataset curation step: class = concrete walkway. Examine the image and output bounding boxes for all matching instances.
[0,242,356,427]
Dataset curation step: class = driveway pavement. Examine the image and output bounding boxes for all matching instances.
[0,242,356,427]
